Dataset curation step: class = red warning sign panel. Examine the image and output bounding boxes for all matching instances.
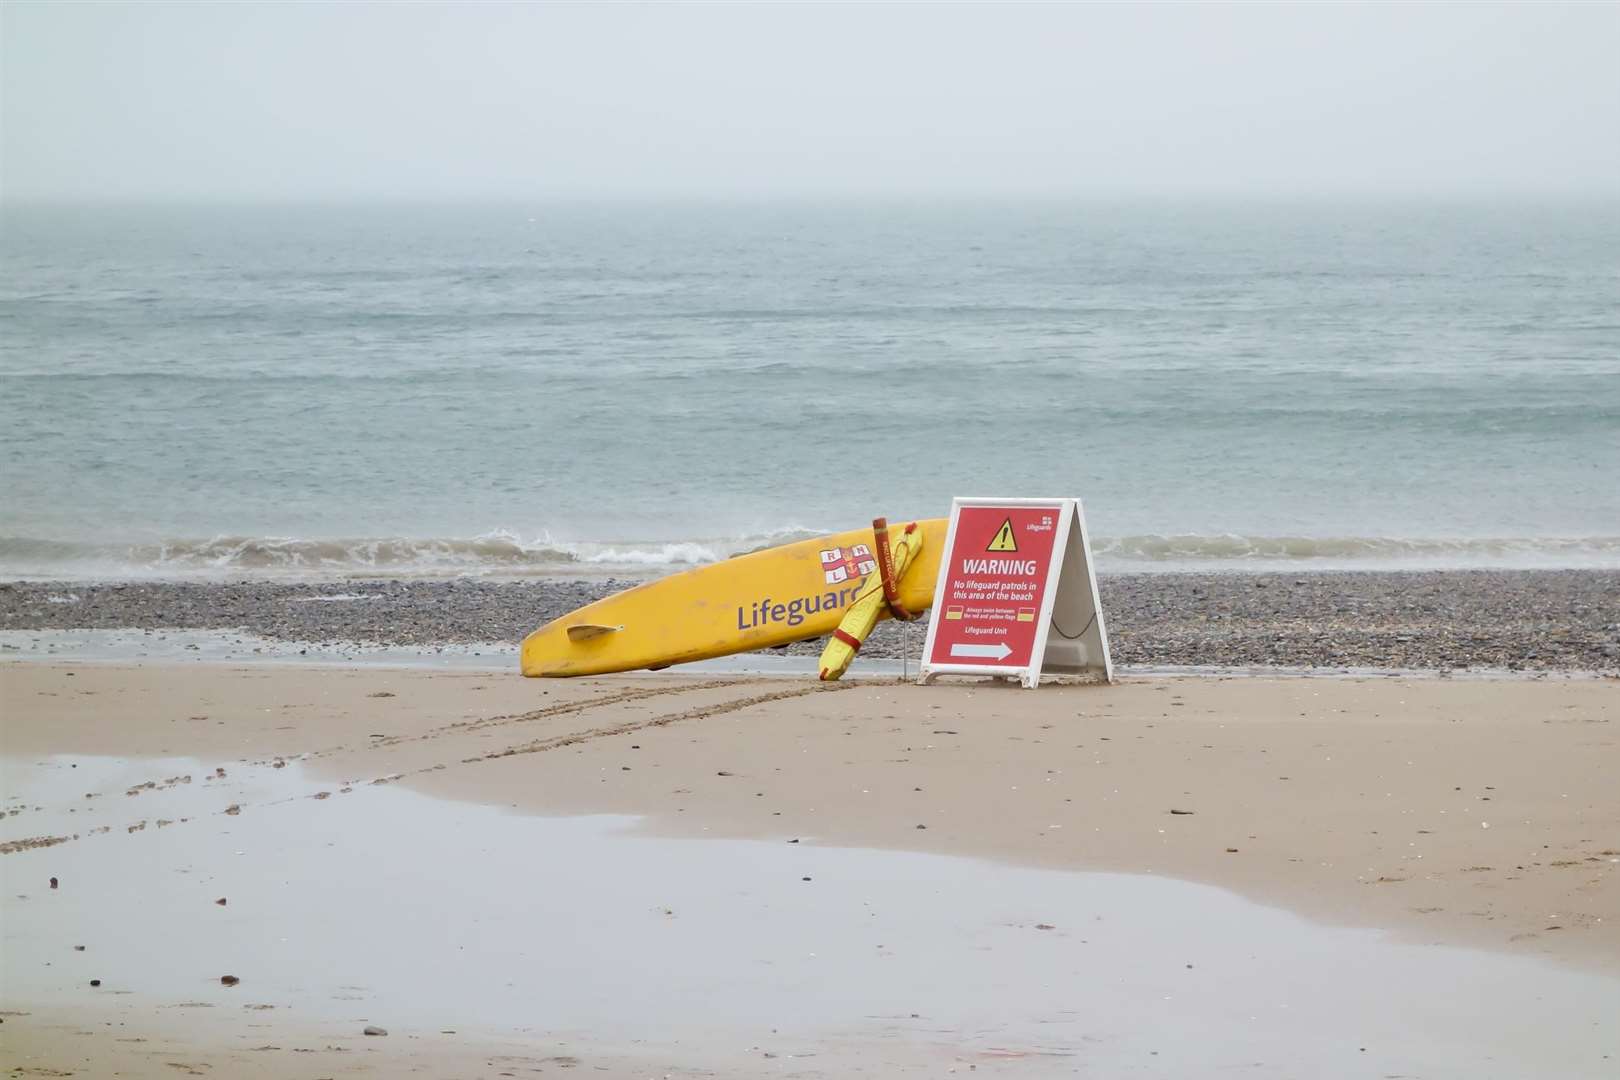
[926,505,1062,669]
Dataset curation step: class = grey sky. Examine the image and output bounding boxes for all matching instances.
[3,1,1617,201]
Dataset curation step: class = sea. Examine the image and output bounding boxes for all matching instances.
[2,200,1617,581]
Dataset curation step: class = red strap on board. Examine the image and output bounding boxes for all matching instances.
[833,628,864,652]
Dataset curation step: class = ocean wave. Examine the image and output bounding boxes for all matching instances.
[0,527,830,580]
[2,530,1617,580]
[1095,534,1620,566]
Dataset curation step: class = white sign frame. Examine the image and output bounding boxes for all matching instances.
[917,497,1113,689]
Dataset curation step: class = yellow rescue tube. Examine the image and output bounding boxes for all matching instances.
[817,521,924,681]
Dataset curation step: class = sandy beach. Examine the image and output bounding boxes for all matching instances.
[3,659,1616,1077]
[7,3,1619,1075]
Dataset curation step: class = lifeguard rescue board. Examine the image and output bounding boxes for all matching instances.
[520,519,947,677]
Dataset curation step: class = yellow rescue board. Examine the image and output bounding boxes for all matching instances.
[521,519,947,677]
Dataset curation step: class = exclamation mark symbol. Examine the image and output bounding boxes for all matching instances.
[987,519,1018,552]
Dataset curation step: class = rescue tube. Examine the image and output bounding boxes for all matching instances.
[874,517,921,621]
[817,520,925,681]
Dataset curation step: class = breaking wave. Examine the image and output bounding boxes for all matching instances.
[1094,533,1620,567]
[1,530,1616,581]
[0,528,828,580]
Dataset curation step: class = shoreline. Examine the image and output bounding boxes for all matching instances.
[3,663,1616,971]
[3,662,1615,1077]
[3,568,1618,673]
[5,628,1620,684]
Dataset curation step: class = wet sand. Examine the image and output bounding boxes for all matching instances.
[2,662,1617,1077]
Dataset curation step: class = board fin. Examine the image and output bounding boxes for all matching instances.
[566,623,623,642]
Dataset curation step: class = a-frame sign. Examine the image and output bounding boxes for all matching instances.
[918,497,1112,688]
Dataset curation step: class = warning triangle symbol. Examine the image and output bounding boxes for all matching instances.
[987,519,1018,552]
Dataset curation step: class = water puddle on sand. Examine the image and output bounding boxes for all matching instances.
[2,754,1615,1076]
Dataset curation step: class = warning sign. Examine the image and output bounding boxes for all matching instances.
[925,505,1060,671]
[919,498,1112,688]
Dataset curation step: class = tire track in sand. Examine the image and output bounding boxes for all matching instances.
[368,676,767,748]
[465,681,857,764]
[272,677,769,765]
[3,679,854,854]
[24,678,765,815]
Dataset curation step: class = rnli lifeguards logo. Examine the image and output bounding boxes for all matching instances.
[820,544,876,585]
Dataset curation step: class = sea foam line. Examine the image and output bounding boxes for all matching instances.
[1,530,1617,579]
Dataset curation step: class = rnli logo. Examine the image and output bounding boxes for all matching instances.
[820,544,876,585]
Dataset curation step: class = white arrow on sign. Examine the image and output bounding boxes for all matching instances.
[950,642,1013,661]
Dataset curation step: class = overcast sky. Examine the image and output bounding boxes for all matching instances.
[3,2,1617,201]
